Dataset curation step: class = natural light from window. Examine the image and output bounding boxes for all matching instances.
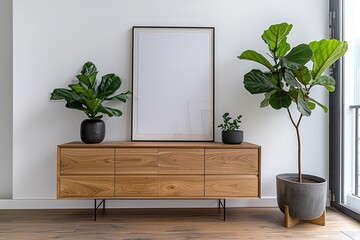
[343,0,360,212]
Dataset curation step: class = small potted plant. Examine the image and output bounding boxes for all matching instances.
[50,61,131,144]
[218,113,243,144]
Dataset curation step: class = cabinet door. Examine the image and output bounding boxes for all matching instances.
[158,175,204,197]
[205,149,258,174]
[115,175,157,197]
[116,148,158,174]
[60,148,114,175]
[205,175,258,197]
[158,149,204,174]
[59,176,114,197]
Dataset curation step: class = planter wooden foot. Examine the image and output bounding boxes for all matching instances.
[284,205,300,228]
[284,205,326,228]
[303,210,326,226]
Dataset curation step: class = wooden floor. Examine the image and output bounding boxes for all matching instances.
[0,207,359,240]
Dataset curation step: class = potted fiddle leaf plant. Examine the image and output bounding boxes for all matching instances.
[218,113,243,144]
[238,22,347,225]
[50,61,131,144]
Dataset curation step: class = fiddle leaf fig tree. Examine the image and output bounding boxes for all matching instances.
[238,23,348,182]
[50,61,131,119]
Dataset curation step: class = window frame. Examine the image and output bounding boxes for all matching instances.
[329,0,360,221]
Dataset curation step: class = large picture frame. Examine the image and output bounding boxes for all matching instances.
[131,26,215,141]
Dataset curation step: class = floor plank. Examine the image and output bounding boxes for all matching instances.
[0,207,358,240]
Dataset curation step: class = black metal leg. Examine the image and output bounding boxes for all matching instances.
[223,199,226,221]
[218,199,226,221]
[94,199,106,221]
[94,199,97,221]
[103,199,106,215]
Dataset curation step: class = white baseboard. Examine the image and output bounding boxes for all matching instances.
[0,198,278,209]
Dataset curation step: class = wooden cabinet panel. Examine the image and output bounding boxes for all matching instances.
[205,149,258,174]
[60,148,114,175]
[58,142,261,199]
[158,149,204,174]
[116,148,158,174]
[158,175,204,197]
[59,176,114,198]
[205,175,258,197]
[115,175,157,197]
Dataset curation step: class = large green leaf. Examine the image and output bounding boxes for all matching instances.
[261,23,293,57]
[292,66,311,85]
[50,88,79,101]
[309,97,328,112]
[97,105,123,117]
[97,74,121,99]
[81,61,98,76]
[238,50,275,72]
[314,75,336,92]
[243,69,278,94]
[76,75,91,88]
[280,44,313,69]
[310,39,348,80]
[284,69,302,88]
[269,91,291,109]
[88,72,98,89]
[306,101,316,110]
[289,88,299,100]
[83,98,102,112]
[68,84,91,97]
[276,41,291,57]
[65,101,86,111]
[264,72,281,85]
[260,90,276,108]
[296,94,311,116]
[308,40,321,53]
[106,91,131,103]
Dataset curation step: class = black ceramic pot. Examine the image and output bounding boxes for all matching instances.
[222,130,243,144]
[80,119,105,144]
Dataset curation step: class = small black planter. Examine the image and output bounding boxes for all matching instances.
[80,119,105,144]
[222,130,243,144]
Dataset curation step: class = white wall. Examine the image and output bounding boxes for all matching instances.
[0,0,13,199]
[11,0,329,205]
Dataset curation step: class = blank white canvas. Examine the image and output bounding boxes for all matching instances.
[132,28,214,140]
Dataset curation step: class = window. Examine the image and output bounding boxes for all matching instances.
[329,0,360,220]
[343,0,360,211]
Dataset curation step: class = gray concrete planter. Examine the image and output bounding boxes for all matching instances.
[276,173,327,220]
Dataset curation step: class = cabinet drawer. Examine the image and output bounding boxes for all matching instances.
[60,148,114,175]
[116,148,158,174]
[115,175,157,197]
[205,149,258,174]
[158,149,204,174]
[59,176,114,198]
[158,175,204,197]
[205,175,258,197]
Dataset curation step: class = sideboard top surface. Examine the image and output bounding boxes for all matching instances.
[58,141,260,149]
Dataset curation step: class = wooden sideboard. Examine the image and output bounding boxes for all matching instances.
[57,142,261,199]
